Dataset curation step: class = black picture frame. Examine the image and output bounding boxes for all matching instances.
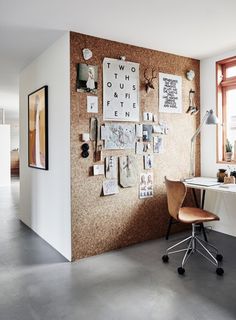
[28,85,48,170]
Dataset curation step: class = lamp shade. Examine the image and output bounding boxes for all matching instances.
[205,109,219,125]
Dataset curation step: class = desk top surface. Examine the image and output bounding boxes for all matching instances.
[184,177,236,194]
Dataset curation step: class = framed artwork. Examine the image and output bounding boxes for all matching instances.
[28,85,48,170]
[103,57,139,121]
[159,72,182,113]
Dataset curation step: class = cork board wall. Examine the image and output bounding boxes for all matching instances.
[70,31,200,260]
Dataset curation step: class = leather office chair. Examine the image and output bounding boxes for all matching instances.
[162,177,224,275]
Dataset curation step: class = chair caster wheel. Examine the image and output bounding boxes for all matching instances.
[162,255,169,263]
[177,267,185,275]
[216,267,224,276]
[216,254,223,262]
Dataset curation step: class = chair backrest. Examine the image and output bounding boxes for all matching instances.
[164,177,187,220]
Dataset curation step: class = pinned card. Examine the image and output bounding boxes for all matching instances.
[119,156,137,188]
[87,96,98,113]
[82,133,90,142]
[103,179,119,196]
[153,114,158,122]
[153,136,164,153]
[144,154,153,169]
[93,164,105,175]
[135,124,143,138]
[143,112,153,122]
[105,156,117,179]
[136,141,144,155]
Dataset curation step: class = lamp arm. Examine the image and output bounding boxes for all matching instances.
[190,111,209,177]
[191,111,209,142]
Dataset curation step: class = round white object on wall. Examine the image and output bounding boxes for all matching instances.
[82,48,93,61]
[186,70,195,81]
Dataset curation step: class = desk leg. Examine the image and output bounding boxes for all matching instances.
[201,190,206,209]
[166,217,173,240]
[192,188,199,208]
[200,190,208,242]
[192,189,208,242]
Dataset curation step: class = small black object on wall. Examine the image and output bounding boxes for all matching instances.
[81,143,89,158]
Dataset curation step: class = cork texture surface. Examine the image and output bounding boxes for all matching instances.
[70,32,200,260]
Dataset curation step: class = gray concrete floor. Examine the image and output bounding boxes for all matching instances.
[1,179,236,320]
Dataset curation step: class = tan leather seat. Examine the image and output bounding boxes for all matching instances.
[164,177,220,224]
[179,207,220,224]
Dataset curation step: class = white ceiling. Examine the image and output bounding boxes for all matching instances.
[1,0,236,119]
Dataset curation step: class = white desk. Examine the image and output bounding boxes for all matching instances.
[185,177,236,194]
[184,177,236,212]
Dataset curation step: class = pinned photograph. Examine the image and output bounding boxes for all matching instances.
[144,154,153,169]
[77,64,98,93]
[153,136,164,153]
[139,172,153,199]
[142,124,153,142]
[87,96,98,113]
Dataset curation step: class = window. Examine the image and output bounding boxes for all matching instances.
[216,57,236,162]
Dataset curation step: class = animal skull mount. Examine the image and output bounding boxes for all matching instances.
[144,68,157,93]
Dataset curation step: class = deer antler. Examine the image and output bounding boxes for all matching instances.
[151,68,157,80]
[144,69,149,81]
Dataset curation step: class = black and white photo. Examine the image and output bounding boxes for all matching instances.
[77,63,98,93]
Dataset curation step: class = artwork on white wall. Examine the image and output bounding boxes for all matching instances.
[103,123,136,150]
[103,58,139,121]
[159,72,182,113]
[139,172,153,199]
[28,86,48,170]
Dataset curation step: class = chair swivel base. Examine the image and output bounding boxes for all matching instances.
[162,223,224,276]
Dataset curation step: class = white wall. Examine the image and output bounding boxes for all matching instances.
[19,33,71,260]
[201,48,236,237]
[6,118,19,150]
[0,125,10,186]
